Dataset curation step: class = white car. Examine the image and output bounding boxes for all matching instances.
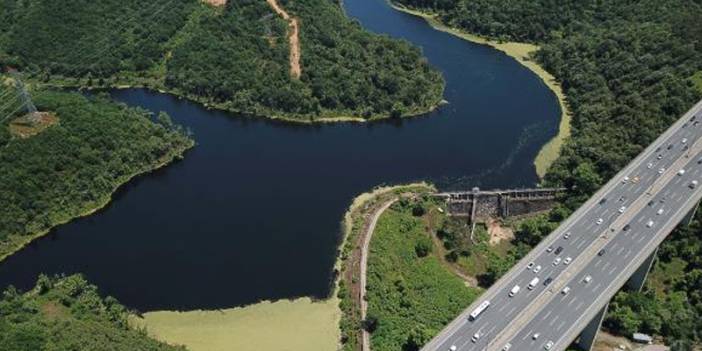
[657,208,664,215]
[657,154,663,160]
[527,262,535,270]
[561,286,571,295]
[553,257,562,266]
[682,138,688,144]
[533,265,542,273]
[563,232,571,239]
[622,176,629,183]
[658,167,666,174]
[596,218,604,225]
[502,343,512,351]
[564,257,572,265]
[544,341,554,350]
[546,246,554,253]
[533,333,540,340]
[618,206,626,214]
[646,220,654,228]
[691,180,699,189]
[647,162,653,169]
[678,169,686,176]
[450,346,457,351]
[584,275,592,284]
[472,333,480,343]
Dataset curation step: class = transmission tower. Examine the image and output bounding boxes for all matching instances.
[10,71,39,122]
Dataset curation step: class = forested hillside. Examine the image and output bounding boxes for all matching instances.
[0,0,444,121]
[0,275,184,351]
[0,89,193,260]
[393,0,702,346]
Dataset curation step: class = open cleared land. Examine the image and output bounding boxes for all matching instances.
[8,112,58,138]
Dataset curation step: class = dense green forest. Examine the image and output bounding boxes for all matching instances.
[0,88,193,260]
[0,0,444,121]
[0,274,184,351]
[394,0,702,346]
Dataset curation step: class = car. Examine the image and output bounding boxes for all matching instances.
[563,232,571,239]
[657,154,663,160]
[533,333,540,340]
[698,158,702,164]
[618,196,627,202]
[695,121,700,126]
[533,265,542,273]
[668,144,674,150]
[648,200,655,206]
[553,257,562,266]
[678,169,686,176]
[528,277,540,290]
[599,198,607,205]
[632,176,640,183]
[647,162,653,169]
[543,277,553,286]
[596,218,604,225]
[564,257,572,265]
[658,167,666,174]
[656,146,662,152]
[622,176,629,183]
[449,346,457,351]
[502,343,512,351]
[618,206,626,214]
[545,341,554,350]
[683,123,688,128]
[682,138,688,144]
[555,246,564,255]
[527,262,535,270]
[623,224,631,231]
[472,333,480,343]
[561,286,571,295]
[691,180,699,189]
[598,249,606,256]
[646,220,654,228]
[657,208,664,215]
[509,285,521,297]
[584,275,592,284]
[546,246,554,253]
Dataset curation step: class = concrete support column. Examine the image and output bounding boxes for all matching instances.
[576,303,609,351]
[682,199,700,226]
[625,247,658,292]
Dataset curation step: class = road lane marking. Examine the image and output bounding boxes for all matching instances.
[548,315,559,327]
[576,301,584,311]
[609,266,617,275]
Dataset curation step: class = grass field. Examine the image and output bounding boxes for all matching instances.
[133,297,341,351]
[692,71,702,95]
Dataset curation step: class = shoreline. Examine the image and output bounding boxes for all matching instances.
[0,142,194,264]
[134,183,434,351]
[389,2,572,178]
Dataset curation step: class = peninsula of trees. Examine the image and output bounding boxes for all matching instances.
[0,0,444,121]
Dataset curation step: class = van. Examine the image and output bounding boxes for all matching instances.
[509,285,521,297]
[528,277,540,290]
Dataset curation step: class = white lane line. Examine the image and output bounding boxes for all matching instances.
[637,217,645,223]
[507,306,517,317]
[602,261,611,270]
[522,330,533,341]
[577,239,588,250]
[638,234,646,243]
[609,266,618,275]
[617,246,625,255]
[498,304,507,313]
[594,260,602,268]
[541,310,553,321]
[592,282,603,293]
[625,249,632,259]
[576,301,585,311]
[549,315,560,327]
[557,321,566,331]
[567,296,578,307]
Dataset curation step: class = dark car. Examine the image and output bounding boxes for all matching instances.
[668,144,674,150]
[543,277,553,286]
[599,198,607,205]
[555,246,564,255]
[598,249,606,256]
[623,224,631,231]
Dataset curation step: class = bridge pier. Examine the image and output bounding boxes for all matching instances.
[682,199,700,226]
[625,246,658,292]
[575,303,609,351]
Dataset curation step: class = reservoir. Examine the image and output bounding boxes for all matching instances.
[0,0,560,311]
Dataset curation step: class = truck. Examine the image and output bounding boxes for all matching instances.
[469,300,490,320]
[528,277,540,290]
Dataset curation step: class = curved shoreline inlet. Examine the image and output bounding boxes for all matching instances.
[0,0,560,312]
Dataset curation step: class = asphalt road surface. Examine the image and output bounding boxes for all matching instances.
[424,99,702,351]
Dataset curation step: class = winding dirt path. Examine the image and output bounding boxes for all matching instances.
[266,0,301,79]
[359,198,397,351]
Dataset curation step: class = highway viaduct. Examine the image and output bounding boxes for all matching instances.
[422,99,702,351]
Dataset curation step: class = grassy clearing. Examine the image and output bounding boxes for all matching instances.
[133,297,340,351]
[390,3,571,179]
[647,257,688,295]
[366,197,481,350]
[692,71,702,95]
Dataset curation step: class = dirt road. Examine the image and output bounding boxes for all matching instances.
[266,0,301,79]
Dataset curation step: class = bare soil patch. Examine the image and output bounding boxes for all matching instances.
[9,112,59,138]
[487,218,514,245]
[202,0,226,7]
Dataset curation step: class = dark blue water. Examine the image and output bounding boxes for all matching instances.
[0,0,560,310]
